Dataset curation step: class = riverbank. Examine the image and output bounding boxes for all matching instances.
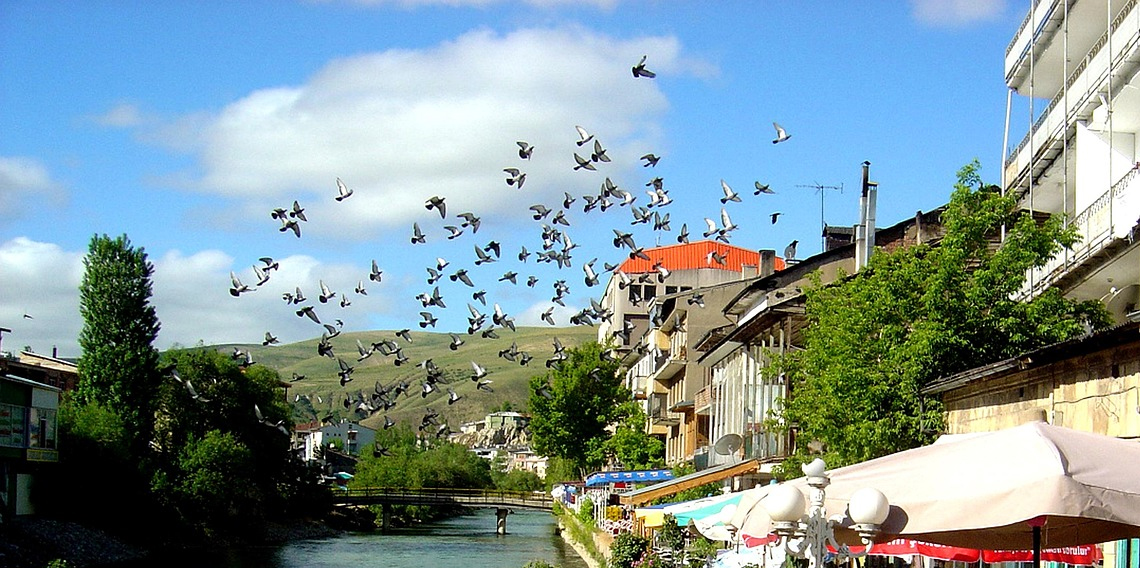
[0,516,341,568]
[554,511,610,568]
[0,517,145,568]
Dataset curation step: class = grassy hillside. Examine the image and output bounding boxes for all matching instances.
[212,326,597,433]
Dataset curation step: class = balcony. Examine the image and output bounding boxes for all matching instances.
[1018,167,1140,299]
[1005,0,1140,196]
[694,386,716,415]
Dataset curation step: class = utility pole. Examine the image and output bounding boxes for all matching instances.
[796,182,843,251]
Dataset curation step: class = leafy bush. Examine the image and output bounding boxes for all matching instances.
[576,496,595,524]
[686,537,721,568]
[609,532,650,568]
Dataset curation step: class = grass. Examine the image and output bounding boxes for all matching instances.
[211,326,597,432]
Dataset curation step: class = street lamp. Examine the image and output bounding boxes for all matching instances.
[763,458,889,568]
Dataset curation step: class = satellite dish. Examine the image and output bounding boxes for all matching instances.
[713,433,744,458]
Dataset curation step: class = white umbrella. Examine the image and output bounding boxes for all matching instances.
[732,421,1140,550]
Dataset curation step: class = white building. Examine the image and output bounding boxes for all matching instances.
[295,420,376,461]
[1003,0,1140,316]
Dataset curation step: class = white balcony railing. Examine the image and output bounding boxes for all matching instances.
[1005,0,1140,188]
[1019,167,1140,299]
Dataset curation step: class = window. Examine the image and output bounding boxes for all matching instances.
[0,404,27,448]
[28,407,56,449]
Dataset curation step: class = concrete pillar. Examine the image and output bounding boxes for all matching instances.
[381,503,391,533]
[496,507,510,535]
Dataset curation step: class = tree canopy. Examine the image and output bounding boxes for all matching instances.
[527,341,639,475]
[773,161,1111,474]
[76,233,161,451]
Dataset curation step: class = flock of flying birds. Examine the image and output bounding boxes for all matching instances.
[193,55,798,451]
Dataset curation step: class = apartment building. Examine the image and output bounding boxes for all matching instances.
[1004,0,1140,318]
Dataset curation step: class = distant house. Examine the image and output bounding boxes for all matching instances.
[295,420,376,461]
[485,411,528,430]
[0,364,61,521]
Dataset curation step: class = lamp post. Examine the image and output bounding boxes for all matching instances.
[762,458,890,568]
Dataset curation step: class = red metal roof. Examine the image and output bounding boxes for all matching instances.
[618,240,784,274]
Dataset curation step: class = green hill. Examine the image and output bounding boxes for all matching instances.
[213,326,597,433]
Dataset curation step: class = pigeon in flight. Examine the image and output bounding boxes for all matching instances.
[425,196,446,219]
[720,180,741,204]
[575,125,593,146]
[456,212,481,233]
[370,260,383,283]
[263,332,279,346]
[504,168,526,189]
[631,55,656,78]
[641,153,660,167]
[772,122,791,144]
[590,140,611,163]
[541,307,556,326]
[573,153,597,171]
[335,177,354,201]
[230,272,253,297]
[754,182,775,195]
[290,200,307,221]
[411,222,426,245]
[770,212,783,224]
[318,280,336,303]
[517,141,534,159]
[279,218,301,238]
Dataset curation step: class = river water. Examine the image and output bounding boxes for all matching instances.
[123,510,591,568]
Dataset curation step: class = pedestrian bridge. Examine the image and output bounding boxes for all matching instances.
[330,487,554,533]
[332,486,554,510]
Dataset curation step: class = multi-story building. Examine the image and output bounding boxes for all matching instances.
[629,267,775,467]
[697,209,944,470]
[597,241,775,357]
[1004,0,1140,316]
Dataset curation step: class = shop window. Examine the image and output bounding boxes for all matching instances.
[0,404,27,448]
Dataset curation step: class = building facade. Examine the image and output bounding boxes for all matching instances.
[1004,0,1140,317]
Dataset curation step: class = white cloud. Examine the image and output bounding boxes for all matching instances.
[151,250,395,350]
[156,27,684,240]
[0,156,67,219]
[911,0,1008,27]
[0,237,402,357]
[91,102,147,128]
[514,299,582,327]
[0,237,84,357]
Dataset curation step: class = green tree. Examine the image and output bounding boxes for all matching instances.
[528,341,630,474]
[150,348,310,528]
[593,405,664,470]
[164,430,258,526]
[774,161,1111,473]
[76,234,162,452]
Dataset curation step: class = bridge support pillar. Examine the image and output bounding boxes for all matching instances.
[381,503,392,533]
[495,507,510,535]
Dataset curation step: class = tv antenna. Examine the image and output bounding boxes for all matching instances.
[796,182,843,251]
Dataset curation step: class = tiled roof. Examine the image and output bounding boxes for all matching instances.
[618,240,782,273]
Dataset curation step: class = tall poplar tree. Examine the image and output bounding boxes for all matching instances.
[76,233,162,452]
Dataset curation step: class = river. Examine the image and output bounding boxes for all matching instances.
[118,510,592,568]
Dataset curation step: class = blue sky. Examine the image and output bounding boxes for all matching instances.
[0,0,1034,358]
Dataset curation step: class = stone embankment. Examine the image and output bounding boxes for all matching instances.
[0,517,143,568]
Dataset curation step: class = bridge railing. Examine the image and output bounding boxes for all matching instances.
[332,486,553,509]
